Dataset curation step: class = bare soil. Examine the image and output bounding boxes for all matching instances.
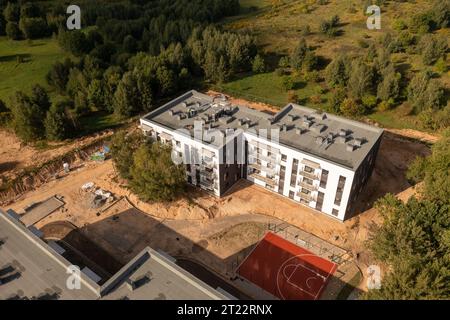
[0,128,114,180]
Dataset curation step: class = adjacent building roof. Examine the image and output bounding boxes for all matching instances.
[0,209,228,300]
[142,90,384,170]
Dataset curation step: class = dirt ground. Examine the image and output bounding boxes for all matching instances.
[0,128,113,180]
[2,123,431,295]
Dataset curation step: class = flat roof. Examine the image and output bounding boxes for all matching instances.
[142,90,384,169]
[0,209,227,300]
[0,210,99,300]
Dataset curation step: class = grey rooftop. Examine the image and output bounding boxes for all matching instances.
[0,209,228,300]
[142,90,384,170]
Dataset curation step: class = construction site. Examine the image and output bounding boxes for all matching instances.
[0,93,433,300]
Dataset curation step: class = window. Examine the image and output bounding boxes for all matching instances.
[334,176,346,206]
[290,159,299,187]
[320,170,329,188]
[224,172,229,181]
[332,209,339,217]
[290,174,297,187]
[303,177,313,185]
[175,140,181,147]
[278,165,286,195]
[316,192,324,211]
[289,191,295,199]
[281,154,287,162]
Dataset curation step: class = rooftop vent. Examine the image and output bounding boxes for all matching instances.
[288,114,297,122]
[295,127,306,135]
[354,138,364,147]
[321,113,327,120]
[336,136,347,144]
[346,143,356,152]
[281,124,288,132]
[312,123,327,133]
[316,136,325,145]
[219,115,234,124]
[301,119,313,128]
[327,132,334,140]
[181,102,188,108]
[187,108,197,118]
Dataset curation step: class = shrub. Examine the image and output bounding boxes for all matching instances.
[252,54,266,74]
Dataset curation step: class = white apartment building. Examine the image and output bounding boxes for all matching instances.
[140,90,384,221]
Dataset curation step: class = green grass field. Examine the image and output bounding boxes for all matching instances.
[0,37,68,102]
[218,72,331,108]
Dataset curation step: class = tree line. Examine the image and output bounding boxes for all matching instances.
[0,0,258,143]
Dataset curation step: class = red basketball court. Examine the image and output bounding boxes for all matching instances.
[237,232,337,300]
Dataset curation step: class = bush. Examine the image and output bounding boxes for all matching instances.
[281,76,295,91]
[340,98,364,117]
[252,54,266,74]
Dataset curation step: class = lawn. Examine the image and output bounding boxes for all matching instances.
[0,37,68,102]
[218,71,331,108]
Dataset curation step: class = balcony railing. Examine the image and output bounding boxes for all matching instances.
[249,173,277,187]
[299,170,318,180]
[299,181,318,191]
[248,162,277,176]
[297,192,317,202]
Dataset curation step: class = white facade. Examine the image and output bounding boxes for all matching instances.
[139,90,383,222]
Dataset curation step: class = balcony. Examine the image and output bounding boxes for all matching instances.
[248,162,277,176]
[297,191,316,202]
[299,170,318,180]
[249,173,277,187]
[299,181,318,191]
[200,169,216,180]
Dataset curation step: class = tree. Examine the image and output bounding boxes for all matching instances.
[87,79,106,111]
[0,99,8,113]
[252,54,266,73]
[9,91,46,142]
[407,128,450,201]
[348,59,374,100]
[408,73,446,113]
[19,17,48,39]
[46,58,74,93]
[328,87,347,114]
[113,72,139,118]
[377,66,401,103]
[340,97,366,117]
[290,38,308,70]
[364,195,450,300]
[123,35,137,53]
[419,34,448,65]
[5,21,21,40]
[31,84,51,111]
[431,0,450,29]
[130,143,186,202]
[110,131,144,180]
[325,54,351,87]
[44,102,74,141]
[3,2,20,22]
[58,29,91,56]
